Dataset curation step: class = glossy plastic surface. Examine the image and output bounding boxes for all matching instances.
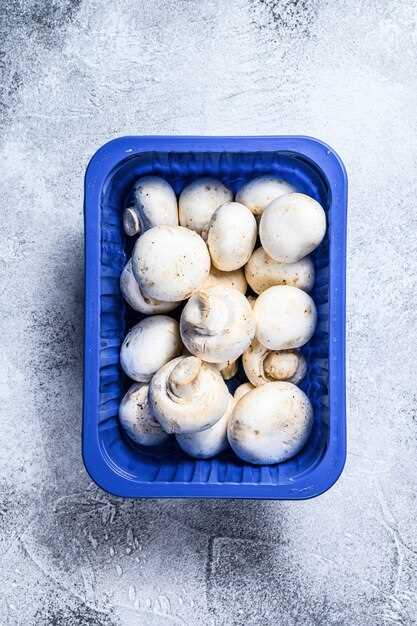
[83,136,347,499]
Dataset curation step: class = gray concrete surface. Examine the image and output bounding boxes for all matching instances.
[1,0,417,624]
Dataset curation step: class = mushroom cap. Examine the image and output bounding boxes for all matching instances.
[119,382,169,446]
[253,285,317,350]
[176,394,234,458]
[179,177,233,234]
[180,285,256,363]
[245,247,315,294]
[204,202,257,271]
[259,192,326,263]
[149,356,230,434]
[243,338,307,386]
[203,266,247,294]
[120,259,180,314]
[236,175,295,218]
[131,176,178,232]
[227,381,313,464]
[234,382,255,403]
[120,315,182,382]
[214,359,238,380]
[132,226,210,302]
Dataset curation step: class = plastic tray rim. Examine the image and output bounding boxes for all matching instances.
[83,135,347,500]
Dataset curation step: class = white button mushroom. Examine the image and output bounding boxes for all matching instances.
[236,175,295,218]
[120,315,182,382]
[149,356,230,434]
[259,192,326,263]
[132,226,210,302]
[203,266,247,294]
[178,177,232,235]
[234,382,255,402]
[228,382,313,464]
[176,394,234,458]
[203,202,257,271]
[214,359,238,380]
[243,338,306,387]
[253,285,317,350]
[245,247,315,294]
[120,259,180,314]
[180,285,256,363]
[119,382,169,446]
[123,176,178,236]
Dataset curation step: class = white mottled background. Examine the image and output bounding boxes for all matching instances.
[1,1,417,624]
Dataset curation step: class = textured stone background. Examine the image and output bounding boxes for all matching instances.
[1,1,417,624]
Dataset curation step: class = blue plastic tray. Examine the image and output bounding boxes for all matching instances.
[83,136,347,499]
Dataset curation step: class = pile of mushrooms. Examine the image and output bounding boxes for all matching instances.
[118,175,326,465]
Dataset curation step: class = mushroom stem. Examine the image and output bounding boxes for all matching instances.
[123,207,141,237]
[193,291,229,336]
[181,285,256,364]
[263,351,299,381]
[168,356,202,400]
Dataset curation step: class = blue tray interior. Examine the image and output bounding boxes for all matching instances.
[99,151,330,485]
